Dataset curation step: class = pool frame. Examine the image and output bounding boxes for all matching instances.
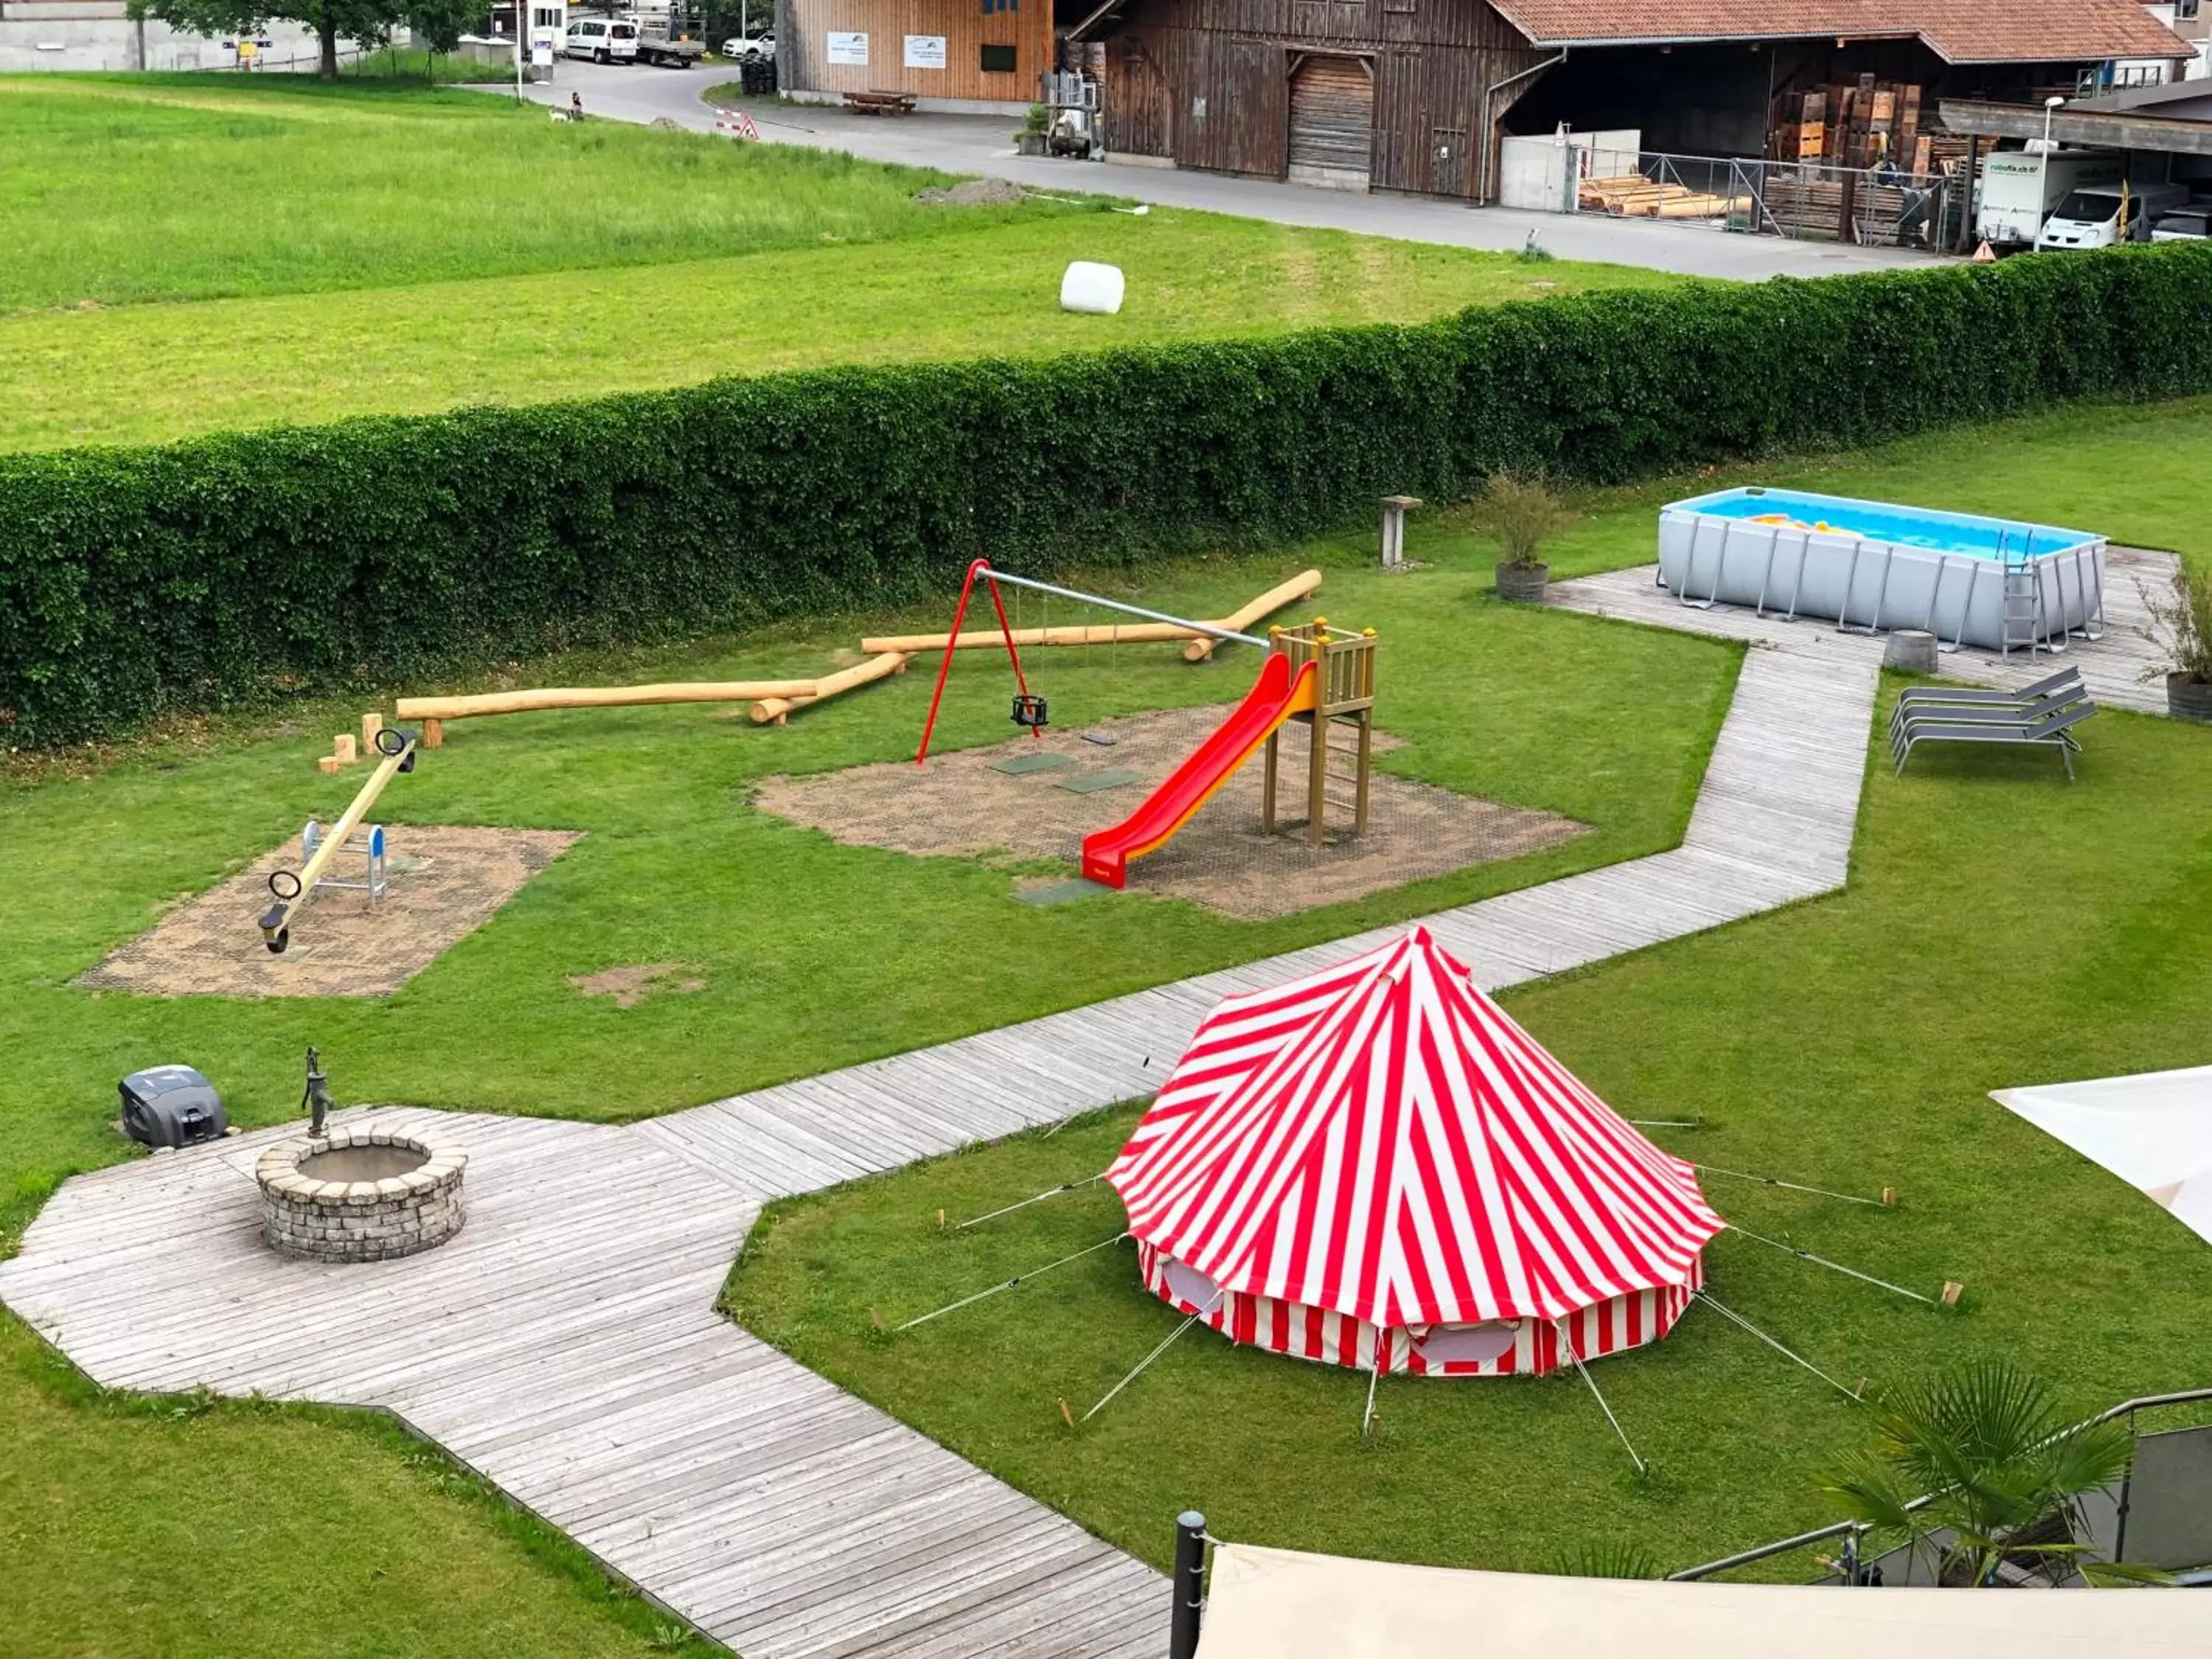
[1656,489,2107,653]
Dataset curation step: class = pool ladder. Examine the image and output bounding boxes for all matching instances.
[1999,565,2048,659]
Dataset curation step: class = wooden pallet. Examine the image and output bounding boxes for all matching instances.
[845,89,917,116]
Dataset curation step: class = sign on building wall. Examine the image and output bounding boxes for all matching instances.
[826,30,868,64]
[902,34,946,69]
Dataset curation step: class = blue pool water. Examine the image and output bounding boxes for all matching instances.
[1668,487,2099,560]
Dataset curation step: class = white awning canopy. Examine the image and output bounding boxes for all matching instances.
[1198,1543,2212,1658]
[1993,1065,2212,1245]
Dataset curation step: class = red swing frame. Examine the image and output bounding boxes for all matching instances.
[914,558,1042,766]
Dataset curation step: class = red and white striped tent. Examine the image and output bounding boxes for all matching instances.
[1106,927,1723,1377]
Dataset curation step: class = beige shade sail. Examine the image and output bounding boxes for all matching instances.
[1993,1065,2212,1245]
[1198,1543,2212,1659]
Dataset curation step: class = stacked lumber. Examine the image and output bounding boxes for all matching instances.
[1577,175,1745,220]
[1763,173,1938,247]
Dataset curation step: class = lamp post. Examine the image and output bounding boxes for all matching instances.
[2042,94,2065,152]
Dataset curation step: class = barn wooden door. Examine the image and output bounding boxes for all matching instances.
[1287,55,1373,190]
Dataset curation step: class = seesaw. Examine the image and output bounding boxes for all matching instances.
[260,725,420,954]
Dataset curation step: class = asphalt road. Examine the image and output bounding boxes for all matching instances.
[501,60,1946,282]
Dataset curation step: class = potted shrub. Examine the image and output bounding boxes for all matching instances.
[1815,1362,2162,1587]
[1015,104,1049,156]
[1478,470,1571,603]
[2138,563,2212,723]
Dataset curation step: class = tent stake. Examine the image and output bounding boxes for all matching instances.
[1725,1223,1938,1306]
[1694,1293,1863,1402]
[894,1234,1127,1332]
[1360,1347,1382,1438]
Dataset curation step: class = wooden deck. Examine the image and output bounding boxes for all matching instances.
[1,609,1893,1658]
[1546,546,2183,719]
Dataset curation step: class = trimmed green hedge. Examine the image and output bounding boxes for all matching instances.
[4,243,2211,746]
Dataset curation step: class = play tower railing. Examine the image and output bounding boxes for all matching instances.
[1262,621,1377,845]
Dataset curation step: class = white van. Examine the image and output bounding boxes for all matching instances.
[563,17,638,60]
[2034,182,2194,251]
[1976,150,2121,248]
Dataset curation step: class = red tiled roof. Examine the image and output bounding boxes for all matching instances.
[1486,1,2194,64]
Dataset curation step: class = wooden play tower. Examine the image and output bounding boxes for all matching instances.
[1262,620,1377,845]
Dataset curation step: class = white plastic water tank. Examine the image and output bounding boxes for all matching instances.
[1060,261,1125,316]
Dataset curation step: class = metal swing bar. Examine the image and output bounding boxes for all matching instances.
[978,569,1271,651]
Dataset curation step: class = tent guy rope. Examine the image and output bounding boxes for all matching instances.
[1082,1291,1225,1423]
[1558,1318,1647,1476]
[957,1175,1105,1230]
[1724,1223,1938,1306]
[892,1233,1129,1332]
[1694,1292,1863,1402]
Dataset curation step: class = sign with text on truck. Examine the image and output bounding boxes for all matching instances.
[1977,150,2122,248]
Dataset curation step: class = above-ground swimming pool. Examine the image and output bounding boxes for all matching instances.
[1657,488,2107,653]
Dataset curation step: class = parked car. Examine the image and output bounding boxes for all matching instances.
[720,27,773,63]
[564,17,639,61]
[2151,205,2212,243]
[2034,182,2191,251]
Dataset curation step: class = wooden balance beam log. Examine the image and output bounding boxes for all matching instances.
[1182,569,1324,661]
[394,678,821,728]
[858,568,1324,660]
[751,651,908,725]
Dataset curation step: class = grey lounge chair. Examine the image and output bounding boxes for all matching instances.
[1888,670,2086,751]
[1893,665,2081,717]
[1893,698,2096,780]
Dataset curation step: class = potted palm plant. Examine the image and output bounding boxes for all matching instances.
[2138,564,2212,723]
[1478,470,1571,603]
[1815,1361,2162,1587]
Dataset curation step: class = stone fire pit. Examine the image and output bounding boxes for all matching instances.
[255,1127,467,1262]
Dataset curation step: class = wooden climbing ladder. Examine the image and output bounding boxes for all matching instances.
[1262,620,1377,845]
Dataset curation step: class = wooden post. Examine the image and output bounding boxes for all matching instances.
[333,734,357,765]
[1306,707,1328,846]
[1955,133,1980,254]
[1261,728,1280,835]
[421,718,444,749]
[360,711,383,753]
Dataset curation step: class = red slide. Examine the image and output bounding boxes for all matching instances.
[1082,654,1319,889]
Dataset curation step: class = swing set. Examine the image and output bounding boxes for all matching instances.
[912,559,1382,890]
[913,559,1273,765]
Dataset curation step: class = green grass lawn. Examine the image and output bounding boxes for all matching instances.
[5,394,2211,1647]
[725,671,2212,1577]
[0,74,1672,451]
[0,210,1666,452]
[0,76,1068,312]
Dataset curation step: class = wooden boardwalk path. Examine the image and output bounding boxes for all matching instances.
[7,582,2018,1659]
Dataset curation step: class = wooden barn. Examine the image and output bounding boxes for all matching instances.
[1076,0,2194,200]
[781,0,1054,110]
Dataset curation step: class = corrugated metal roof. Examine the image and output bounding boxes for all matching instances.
[1486,1,2194,65]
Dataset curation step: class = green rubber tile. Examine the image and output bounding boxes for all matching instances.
[1012,878,1117,906]
[990,751,1074,775]
[1056,769,1147,795]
